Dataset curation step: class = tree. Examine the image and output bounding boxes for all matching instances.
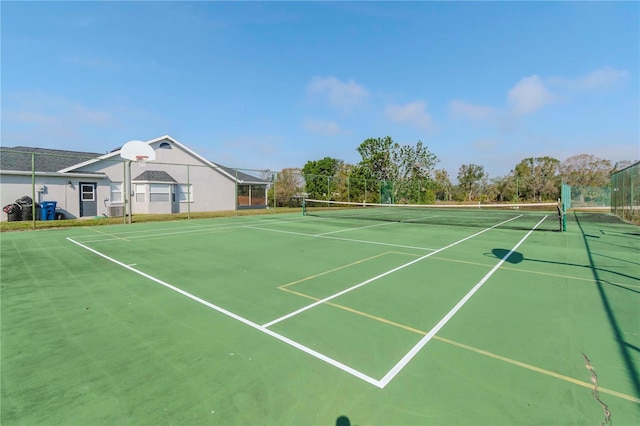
[302,157,343,200]
[434,169,453,201]
[457,164,486,201]
[560,154,612,187]
[268,168,303,207]
[333,162,355,201]
[478,171,521,203]
[356,136,399,182]
[356,137,439,203]
[514,156,560,202]
[612,160,634,174]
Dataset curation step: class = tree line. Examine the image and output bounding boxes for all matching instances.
[267,136,635,207]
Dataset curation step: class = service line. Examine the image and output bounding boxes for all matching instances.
[261,214,524,328]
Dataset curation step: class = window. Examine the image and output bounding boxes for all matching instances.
[150,184,171,202]
[110,182,123,203]
[237,184,266,205]
[179,184,193,202]
[81,184,95,201]
[135,184,146,202]
[250,185,266,205]
[159,142,172,149]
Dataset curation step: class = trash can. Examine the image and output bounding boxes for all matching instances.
[20,204,40,221]
[3,204,21,222]
[40,201,57,221]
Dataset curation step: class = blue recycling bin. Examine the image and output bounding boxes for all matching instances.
[40,201,57,221]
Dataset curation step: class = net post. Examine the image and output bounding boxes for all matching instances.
[557,200,564,232]
[302,198,307,216]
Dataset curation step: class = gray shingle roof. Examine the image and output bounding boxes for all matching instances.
[132,170,177,182]
[1,146,270,185]
[0,146,103,172]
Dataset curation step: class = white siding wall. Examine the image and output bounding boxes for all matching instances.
[0,174,110,220]
[0,138,240,221]
[82,141,238,214]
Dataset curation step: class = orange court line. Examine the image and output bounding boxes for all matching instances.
[278,285,640,404]
[391,250,638,290]
[278,251,396,289]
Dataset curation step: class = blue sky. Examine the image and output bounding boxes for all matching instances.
[2,1,638,179]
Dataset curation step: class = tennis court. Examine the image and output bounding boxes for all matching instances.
[1,206,638,425]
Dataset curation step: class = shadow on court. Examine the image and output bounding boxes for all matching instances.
[491,248,524,264]
[573,212,640,399]
[486,247,640,295]
[489,215,640,399]
[336,415,351,426]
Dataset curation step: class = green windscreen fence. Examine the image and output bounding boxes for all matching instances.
[611,161,639,223]
[380,181,394,204]
[561,183,571,232]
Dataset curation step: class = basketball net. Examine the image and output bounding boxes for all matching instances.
[136,155,149,167]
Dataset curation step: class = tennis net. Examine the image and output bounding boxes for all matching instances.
[303,199,563,231]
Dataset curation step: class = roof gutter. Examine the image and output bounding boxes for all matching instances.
[0,170,107,179]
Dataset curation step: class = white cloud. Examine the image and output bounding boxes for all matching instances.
[6,93,114,127]
[449,100,495,121]
[0,92,154,148]
[386,101,434,130]
[551,66,629,91]
[307,76,369,112]
[507,75,557,116]
[304,118,342,136]
[10,111,59,125]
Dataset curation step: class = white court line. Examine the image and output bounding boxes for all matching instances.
[261,214,524,328]
[377,215,549,387]
[315,220,406,236]
[66,237,382,388]
[244,226,437,251]
[71,216,312,244]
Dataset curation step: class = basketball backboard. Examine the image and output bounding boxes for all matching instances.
[120,140,156,162]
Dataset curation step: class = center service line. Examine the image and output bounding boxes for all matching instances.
[261,214,524,328]
[377,215,548,388]
[65,237,382,388]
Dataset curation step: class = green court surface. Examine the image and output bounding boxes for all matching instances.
[1,210,638,425]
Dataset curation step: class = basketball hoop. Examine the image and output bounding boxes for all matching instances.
[136,155,149,167]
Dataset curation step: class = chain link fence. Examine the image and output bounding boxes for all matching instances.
[569,186,611,209]
[0,148,277,226]
[611,161,639,223]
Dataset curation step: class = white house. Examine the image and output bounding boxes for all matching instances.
[0,135,269,221]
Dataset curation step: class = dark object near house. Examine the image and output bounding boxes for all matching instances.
[4,196,41,221]
[3,204,21,222]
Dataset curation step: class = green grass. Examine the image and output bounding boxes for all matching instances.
[0,207,301,232]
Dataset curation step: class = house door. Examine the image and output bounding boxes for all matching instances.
[79,182,97,217]
[171,185,179,213]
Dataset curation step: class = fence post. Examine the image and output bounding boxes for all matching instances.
[187,164,191,219]
[31,152,36,229]
[123,161,127,224]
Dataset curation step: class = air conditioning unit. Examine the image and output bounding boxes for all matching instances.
[109,205,125,217]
